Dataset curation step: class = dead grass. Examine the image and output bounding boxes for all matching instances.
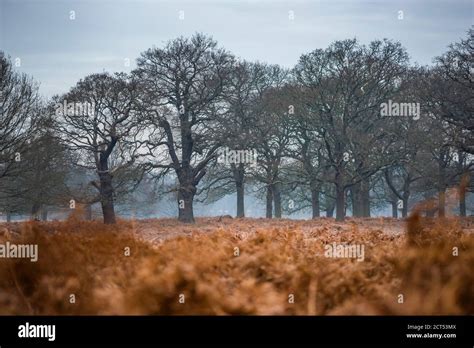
[0,214,472,315]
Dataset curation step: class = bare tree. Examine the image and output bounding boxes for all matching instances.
[285,84,331,218]
[0,52,39,182]
[135,33,234,223]
[378,68,428,218]
[16,113,70,220]
[431,29,474,215]
[294,39,409,221]
[200,61,288,217]
[55,72,144,224]
[418,72,472,217]
[250,69,291,219]
[434,28,473,154]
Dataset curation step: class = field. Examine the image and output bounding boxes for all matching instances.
[0,214,473,315]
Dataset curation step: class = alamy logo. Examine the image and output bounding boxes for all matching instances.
[380,100,420,120]
[0,242,38,262]
[324,242,365,262]
[18,322,56,341]
[55,100,95,117]
[217,147,258,166]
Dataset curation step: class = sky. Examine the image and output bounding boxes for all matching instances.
[0,0,472,99]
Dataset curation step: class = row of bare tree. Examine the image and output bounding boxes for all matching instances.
[0,29,472,223]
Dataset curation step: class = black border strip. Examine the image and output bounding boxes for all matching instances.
[0,315,472,346]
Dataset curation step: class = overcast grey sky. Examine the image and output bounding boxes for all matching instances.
[1,0,472,98]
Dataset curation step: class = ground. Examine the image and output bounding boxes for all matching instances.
[0,215,473,315]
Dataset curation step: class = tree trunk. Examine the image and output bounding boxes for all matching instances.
[351,184,362,217]
[457,153,468,217]
[41,208,48,221]
[273,182,282,218]
[236,182,244,218]
[99,171,116,224]
[178,181,196,223]
[437,154,446,218]
[311,188,320,218]
[326,200,335,218]
[234,165,245,218]
[459,186,466,217]
[351,179,370,217]
[438,189,446,217]
[385,169,411,218]
[6,211,11,222]
[402,196,409,218]
[31,202,41,220]
[401,177,411,218]
[361,177,370,217]
[266,185,273,219]
[335,182,345,222]
[391,201,398,218]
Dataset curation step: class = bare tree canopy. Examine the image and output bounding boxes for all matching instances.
[0,27,472,224]
[55,72,146,224]
[134,33,234,223]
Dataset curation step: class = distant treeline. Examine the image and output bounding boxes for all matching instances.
[0,29,472,223]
